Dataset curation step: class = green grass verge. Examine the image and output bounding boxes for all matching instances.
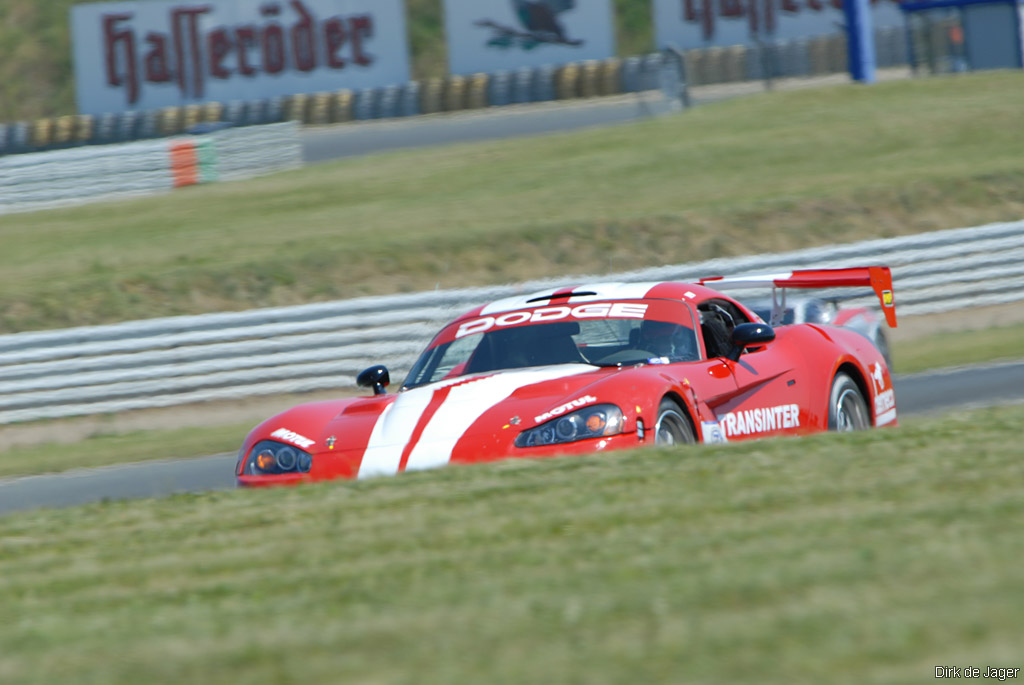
[892,321,1024,375]
[1,403,1022,684]
[0,422,253,480]
[4,72,1024,333]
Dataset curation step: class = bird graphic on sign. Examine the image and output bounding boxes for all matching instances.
[475,0,584,50]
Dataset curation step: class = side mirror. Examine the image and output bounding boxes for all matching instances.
[357,365,391,395]
[726,323,775,362]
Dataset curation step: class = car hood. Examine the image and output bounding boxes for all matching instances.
[339,363,623,477]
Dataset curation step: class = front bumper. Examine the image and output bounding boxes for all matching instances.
[237,472,312,488]
[237,430,645,487]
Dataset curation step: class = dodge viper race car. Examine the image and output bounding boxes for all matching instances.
[236,267,899,486]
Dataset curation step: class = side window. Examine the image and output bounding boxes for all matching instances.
[715,299,750,325]
[697,299,748,358]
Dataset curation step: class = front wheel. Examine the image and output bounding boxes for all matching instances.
[654,398,696,446]
[827,372,870,432]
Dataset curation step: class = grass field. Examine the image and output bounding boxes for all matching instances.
[3,72,1024,332]
[891,320,1024,374]
[0,420,251,480]
[1,402,1021,684]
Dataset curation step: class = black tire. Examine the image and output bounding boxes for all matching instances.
[827,372,871,432]
[654,398,696,446]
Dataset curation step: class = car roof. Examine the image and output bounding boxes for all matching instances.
[453,281,728,322]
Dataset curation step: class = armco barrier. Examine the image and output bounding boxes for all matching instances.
[0,220,1021,424]
[0,122,301,215]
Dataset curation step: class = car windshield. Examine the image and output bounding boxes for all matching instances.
[402,299,699,389]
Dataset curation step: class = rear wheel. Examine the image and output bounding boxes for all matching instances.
[827,372,870,432]
[654,398,696,445]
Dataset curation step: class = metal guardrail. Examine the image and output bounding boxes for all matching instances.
[0,122,302,215]
[0,220,1021,424]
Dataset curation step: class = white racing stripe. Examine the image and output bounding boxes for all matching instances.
[479,283,658,315]
[356,391,433,479]
[358,365,594,478]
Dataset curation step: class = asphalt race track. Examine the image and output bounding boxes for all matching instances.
[298,71,910,164]
[2,360,1022,516]
[300,92,680,164]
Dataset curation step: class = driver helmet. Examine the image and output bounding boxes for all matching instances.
[639,320,695,359]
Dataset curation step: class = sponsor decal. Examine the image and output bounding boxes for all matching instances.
[72,0,410,115]
[882,290,894,307]
[476,3,584,50]
[655,0,904,47]
[871,362,886,392]
[446,0,614,77]
[719,403,800,437]
[874,388,896,425]
[534,395,598,424]
[456,303,648,338]
[701,420,727,444]
[95,1,375,105]
[326,435,337,450]
[271,427,316,449]
[867,363,897,425]
[874,389,896,413]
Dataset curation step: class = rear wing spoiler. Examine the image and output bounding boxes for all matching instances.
[699,266,897,328]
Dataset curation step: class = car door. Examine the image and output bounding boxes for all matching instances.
[697,298,813,441]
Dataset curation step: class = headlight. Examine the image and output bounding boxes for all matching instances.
[515,404,624,447]
[241,440,313,475]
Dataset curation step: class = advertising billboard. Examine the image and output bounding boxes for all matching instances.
[71,0,410,115]
[444,0,615,75]
[652,0,905,49]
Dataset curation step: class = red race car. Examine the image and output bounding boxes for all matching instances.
[237,267,898,486]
